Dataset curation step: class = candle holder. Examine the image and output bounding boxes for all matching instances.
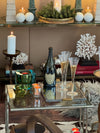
[28,0,37,20]
[75,0,83,12]
[3,50,20,84]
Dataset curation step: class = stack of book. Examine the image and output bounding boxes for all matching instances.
[76,61,99,75]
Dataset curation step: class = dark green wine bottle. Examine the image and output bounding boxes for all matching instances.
[43,47,56,100]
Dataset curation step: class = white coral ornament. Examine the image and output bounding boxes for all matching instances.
[12,52,28,65]
[75,33,97,60]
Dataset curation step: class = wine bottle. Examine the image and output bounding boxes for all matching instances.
[43,47,56,100]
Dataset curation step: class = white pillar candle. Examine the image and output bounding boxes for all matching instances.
[7,32,16,54]
[54,0,61,12]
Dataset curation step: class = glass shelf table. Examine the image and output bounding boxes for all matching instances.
[5,82,94,133]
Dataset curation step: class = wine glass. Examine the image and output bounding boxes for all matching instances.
[58,51,71,89]
[67,57,79,96]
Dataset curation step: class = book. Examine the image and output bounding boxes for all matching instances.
[77,61,99,71]
[76,70,94,75]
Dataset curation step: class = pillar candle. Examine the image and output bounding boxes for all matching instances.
[7,32,16,54]
[54,0,61,12]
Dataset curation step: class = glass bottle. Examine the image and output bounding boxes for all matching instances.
[43,47,56,100]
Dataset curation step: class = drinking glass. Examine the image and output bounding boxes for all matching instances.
[58,51,71,89]
[67,57,79,96]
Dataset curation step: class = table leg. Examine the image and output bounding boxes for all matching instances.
[5,88,9,133]
[79,108,83,133]
[82,108,85,132]
[9,57,13,84]
[27,121,35,133]
[85,108,88,133]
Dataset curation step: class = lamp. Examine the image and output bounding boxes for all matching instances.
[75,0,83,12]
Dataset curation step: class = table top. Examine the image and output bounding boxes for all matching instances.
[5,82,93,112]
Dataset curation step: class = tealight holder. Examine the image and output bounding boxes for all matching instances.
[15,70,32,84]
[72,128,80,133]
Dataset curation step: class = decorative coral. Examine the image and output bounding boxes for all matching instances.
[12,52,28,65]
[75,33,97,60]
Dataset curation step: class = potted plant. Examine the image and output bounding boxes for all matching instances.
[37,1,75,24]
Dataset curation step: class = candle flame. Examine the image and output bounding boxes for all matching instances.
[85,6,91,13]
[87,6,90,10]
[11,31,13,35]
[19,7,25,14]
[22,7,24,10]
[56,3,58,6]
[72,128,79,131]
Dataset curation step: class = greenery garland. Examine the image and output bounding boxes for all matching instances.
[37,1,75,19]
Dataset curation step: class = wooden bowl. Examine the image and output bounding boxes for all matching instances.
[39,16,74,24]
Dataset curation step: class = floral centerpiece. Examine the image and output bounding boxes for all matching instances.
[75,33,97,66]
[37,1,75,24]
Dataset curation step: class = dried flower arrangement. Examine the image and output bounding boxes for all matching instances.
[75,33,97,60]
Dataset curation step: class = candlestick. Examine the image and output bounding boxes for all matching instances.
[75,0,83,12]
[3,50,20,84]
[28,0,36,20]
[54,0,61,12]
[7,32,16,54]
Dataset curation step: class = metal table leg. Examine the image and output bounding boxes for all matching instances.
[85,107,88,133]
[79,108,84,133]
[5,87,9,133]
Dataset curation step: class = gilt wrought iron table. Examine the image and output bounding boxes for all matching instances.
[5,82,94,133]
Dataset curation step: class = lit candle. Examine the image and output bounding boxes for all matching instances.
[19,7,26,14]
[72,128,79,133]
[7,31,16,54]
[54,0,61,12]
[85,6,91,13]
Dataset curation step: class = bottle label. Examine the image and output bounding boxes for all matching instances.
[45,73,55,85]
[45,90,55,100]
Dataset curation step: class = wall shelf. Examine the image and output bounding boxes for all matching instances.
[1,16,100,27]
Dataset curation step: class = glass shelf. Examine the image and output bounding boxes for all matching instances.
[1,16,100,27]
